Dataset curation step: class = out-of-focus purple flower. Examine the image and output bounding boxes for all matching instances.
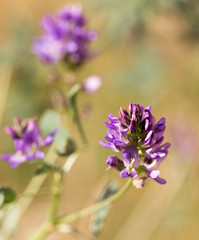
[100,102,171,188]
[32,37,65,63]
[171,118,199,162]
[1,117,57,168]
[32,4,98,66]
[82,76,102,94]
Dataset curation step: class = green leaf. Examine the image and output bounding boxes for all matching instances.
[34,161,63,176]
[34,164,52,176]
[68,83,81,103]
[56,138,76,156]
[0,187,17,207]
[89,181,118,236]
[39,110,75,155]
[39,110,61,134]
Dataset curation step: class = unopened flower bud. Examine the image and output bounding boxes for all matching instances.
[133,177,146,189]
[82,76,102,94]
[106,155,124,171]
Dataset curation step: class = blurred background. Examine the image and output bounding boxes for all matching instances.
[0,0,199,239]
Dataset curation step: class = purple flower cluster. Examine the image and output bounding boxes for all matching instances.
[32,4,97,65]
[1,117,57,168]
[100,102,171,187]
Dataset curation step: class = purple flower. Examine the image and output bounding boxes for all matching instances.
[171,118,199,162]
[100,102,171,188]
[32,4,98,66]
[1,117,57,168]
[99,113,129,151]
[32,36,64,63]
[106,155,124,171]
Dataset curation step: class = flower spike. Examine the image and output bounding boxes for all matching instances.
[100,102,171,188]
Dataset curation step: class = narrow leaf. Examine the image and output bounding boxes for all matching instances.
[89,181,118,236]
[39,110,75,154]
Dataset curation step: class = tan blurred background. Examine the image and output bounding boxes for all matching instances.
[0,0,199,240]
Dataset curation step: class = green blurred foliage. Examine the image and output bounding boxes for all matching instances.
[0,186,16,207]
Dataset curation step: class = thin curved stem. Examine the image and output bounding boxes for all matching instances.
[27,223,53,240]
[68,83,88,145]
[27,173,63,240]
[27,179,132,240]
[71,96,88,144]
[56,178,132,226]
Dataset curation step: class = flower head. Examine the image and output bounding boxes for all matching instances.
[99,102,171,188]
[1,117,57,168]
[32,4,98,66]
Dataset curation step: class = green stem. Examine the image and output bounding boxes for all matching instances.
[28,173,63,240]
[68,83,88,145]
[72,96,88,144]
[28,178,132,240]
[27,223,53,240]
[48,173,62,223]
[56,178,132,226]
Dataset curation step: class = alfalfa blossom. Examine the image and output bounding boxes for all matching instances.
[32,4,98,66]
[1,117,57,168]
[99,102,171,188]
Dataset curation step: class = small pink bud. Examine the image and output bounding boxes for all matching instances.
[133,178,146,189]
[83,76,102,94]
